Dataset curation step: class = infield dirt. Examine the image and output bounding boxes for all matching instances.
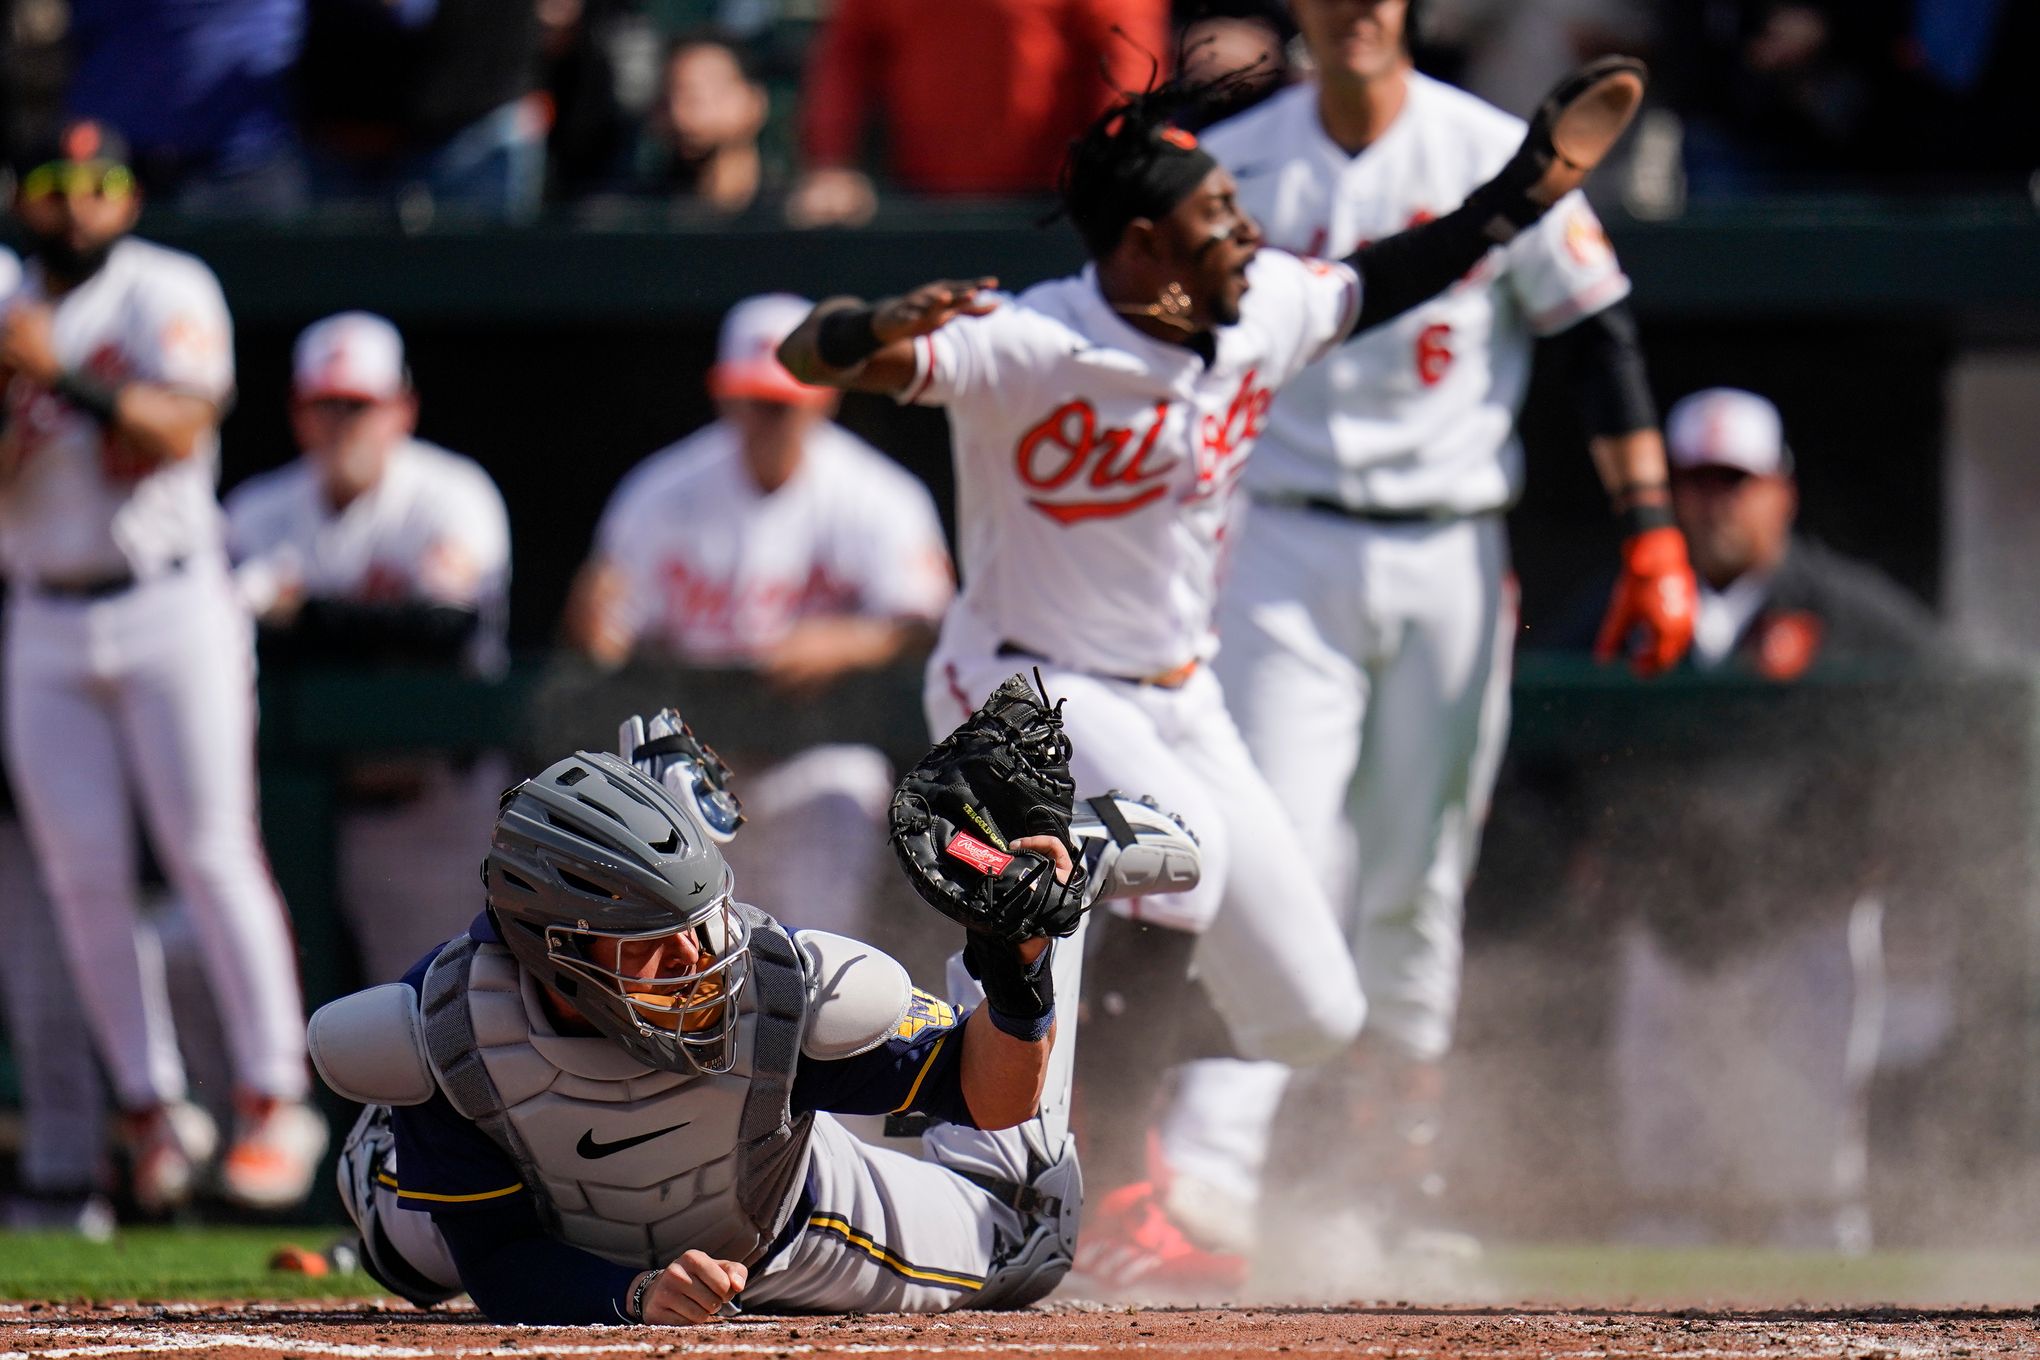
[2,1300,2035,1359]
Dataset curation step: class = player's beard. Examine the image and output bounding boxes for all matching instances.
[26,227,117,287]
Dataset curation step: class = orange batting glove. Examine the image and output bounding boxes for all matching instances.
[1594,523,1697,677]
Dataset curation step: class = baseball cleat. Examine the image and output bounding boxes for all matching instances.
[1072,792,1202,908]
[123,1098,219,1216]
[1069,1179,1248,1301]
[221,1096,330,1212]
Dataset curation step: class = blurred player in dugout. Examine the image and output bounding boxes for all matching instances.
[563,294,954,941]
[226,313,512,987]
[1561,387,1945,1251]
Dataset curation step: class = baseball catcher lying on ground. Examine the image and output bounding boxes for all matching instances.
[307,678,1201,1323]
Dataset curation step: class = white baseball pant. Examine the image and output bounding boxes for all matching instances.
[927,604,1364,1067]
[3,560,309,1109]
[1612,902,1883,1244]
[1160,505,1514,1201]
[0,815,112,1190]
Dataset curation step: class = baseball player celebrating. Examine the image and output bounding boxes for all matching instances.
[0,238,118,1237]
[308,690,1203,1322]
[0,121,323,1213]
[226,312,512,986]
[777,55,1650,1283]
[564,293,954,941]
[1142,0,1697,1278]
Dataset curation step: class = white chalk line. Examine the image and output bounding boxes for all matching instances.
[0,1315,1965,1360]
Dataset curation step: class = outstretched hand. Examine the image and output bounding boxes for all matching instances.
[871,278,1001,344]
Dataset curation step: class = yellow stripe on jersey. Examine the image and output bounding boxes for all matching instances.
[804,1212,985,1291]
[888,1033,948,1115]
[378,1170,526,1203]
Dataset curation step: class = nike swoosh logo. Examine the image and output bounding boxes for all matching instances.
[577,1122,692,1159]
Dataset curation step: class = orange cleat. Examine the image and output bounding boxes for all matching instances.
[1070,1180,1248,1301]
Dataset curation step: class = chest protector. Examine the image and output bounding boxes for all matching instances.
[419,904,813,1269]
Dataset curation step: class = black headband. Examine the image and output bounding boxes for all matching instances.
[1121,125,1219,223]
[1066,120,1220,256]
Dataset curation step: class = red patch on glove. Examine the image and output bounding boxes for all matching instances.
[946,831,1014,876]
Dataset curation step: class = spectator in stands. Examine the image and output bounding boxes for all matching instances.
[538,0,650,203]
[1650,2,1905,190]
[298,0,548,221]
[634,31,773,214]
[63,0,307,215]
[225,313,512,986]
[1563,387,1943,1252]
[787,0,1170,227]
[562,294,953,940]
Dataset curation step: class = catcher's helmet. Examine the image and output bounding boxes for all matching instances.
[486,751,751,1074]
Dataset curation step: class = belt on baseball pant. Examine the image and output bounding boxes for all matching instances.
[28,556,188,600]
[1254,493,1500,524]
[996,641,1198,689]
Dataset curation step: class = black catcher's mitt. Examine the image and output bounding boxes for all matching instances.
[890,672,1087,943]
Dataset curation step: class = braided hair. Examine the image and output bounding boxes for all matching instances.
[1056,72,1259,259]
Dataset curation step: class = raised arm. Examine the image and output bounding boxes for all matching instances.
[957,838,1067,1130]
[777,278,999,396]
[1346,57,1647,336]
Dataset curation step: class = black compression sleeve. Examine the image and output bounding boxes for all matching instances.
[1547,299,1659,438]
[1345,191,1514,335]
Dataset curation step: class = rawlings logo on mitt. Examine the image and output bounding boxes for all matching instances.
[890,672,1087,943]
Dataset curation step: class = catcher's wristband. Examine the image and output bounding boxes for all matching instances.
[965,935,1055,1041]
[626,1267,659,1322]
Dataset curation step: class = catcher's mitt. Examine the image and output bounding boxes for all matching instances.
[890,672,1087,943]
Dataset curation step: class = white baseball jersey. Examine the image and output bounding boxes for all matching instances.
[593,419,953,661]
[0,239,236,583]
[908,252,1359,678]
[1202,74,1632,513]
[224,438,512,670]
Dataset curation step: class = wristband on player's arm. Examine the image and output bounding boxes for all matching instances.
[964,935,1055,1042]
[624,1267,659,1322]
[815,304,884,369]
[1617,495,1675,537]
[52,371,120,426]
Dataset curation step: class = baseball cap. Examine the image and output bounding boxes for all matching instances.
[293,312,408,403]
[1665,387,1793,477]
[707,294,832,407]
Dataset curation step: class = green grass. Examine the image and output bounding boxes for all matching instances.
[1480,1244,2040,1310]
[0,1226,374,1302]
[2,1229,2038,1309]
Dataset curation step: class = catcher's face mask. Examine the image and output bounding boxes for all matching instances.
[543,889,751,1074]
